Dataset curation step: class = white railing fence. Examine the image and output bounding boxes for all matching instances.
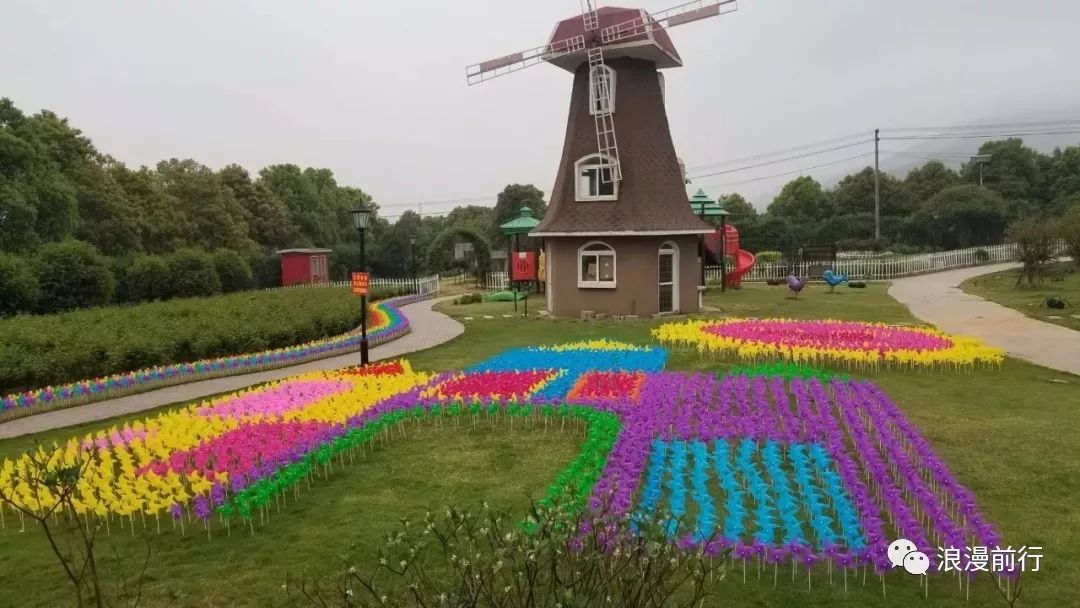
[704,242,1067,282]
[441,271,509,291]
[265,274,441,295]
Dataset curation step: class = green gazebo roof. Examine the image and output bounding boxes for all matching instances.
[688,189,729,217]
[500,206,541,235]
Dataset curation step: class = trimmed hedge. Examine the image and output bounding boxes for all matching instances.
[0,286,364,394]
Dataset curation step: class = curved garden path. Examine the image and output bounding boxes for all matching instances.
[889,263,1080,376]
[0,297,463,440]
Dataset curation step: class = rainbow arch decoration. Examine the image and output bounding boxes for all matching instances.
[0,294,425,417]
[0,340,1009,585]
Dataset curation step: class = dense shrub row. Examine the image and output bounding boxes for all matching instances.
[0,240,284,317]
[0,286,367,394]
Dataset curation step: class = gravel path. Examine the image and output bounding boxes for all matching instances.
[0,297,463,439]
[889,263,1080,376]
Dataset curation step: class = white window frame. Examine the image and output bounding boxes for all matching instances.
[574,154,619,201]
[588,64,616,116]
[577,241,617,289]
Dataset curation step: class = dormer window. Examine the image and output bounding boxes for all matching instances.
[588,65,616,115]
[575,154,618,201]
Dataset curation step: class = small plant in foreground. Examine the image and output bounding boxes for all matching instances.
[290,500,727,608]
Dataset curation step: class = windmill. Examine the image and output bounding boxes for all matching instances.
[466,0,737,184]
[466,1,739,318]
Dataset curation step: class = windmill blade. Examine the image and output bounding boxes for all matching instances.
[586,47,622,183]
[581,0,599,31]
[466,35,587,85]
[601,0,738,45]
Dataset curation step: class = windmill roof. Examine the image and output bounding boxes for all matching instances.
[545,6,683,72]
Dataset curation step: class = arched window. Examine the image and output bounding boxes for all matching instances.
[575,154,618,201]
[657,71,666,104]
[589,64,616,115]
[578,241,616,288]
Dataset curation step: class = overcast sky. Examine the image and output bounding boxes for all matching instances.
[4,0,1080,216]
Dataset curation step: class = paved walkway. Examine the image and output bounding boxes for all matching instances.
[889,263,1080,376]
[0,297,464,439]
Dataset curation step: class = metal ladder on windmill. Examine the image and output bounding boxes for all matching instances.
[587,47,622,182]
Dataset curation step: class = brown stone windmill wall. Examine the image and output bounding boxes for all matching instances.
[534,55,711,317]
[534,57,711,234]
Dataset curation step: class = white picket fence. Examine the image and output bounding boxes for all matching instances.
[443,271,509,291]
[265,274,441,295]
[704,242,1053,282]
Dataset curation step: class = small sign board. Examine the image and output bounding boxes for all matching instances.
[511,251,536,281]
[350,271,370,296]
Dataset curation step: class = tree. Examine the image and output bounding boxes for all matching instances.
[491,184,546,245]
[716,193,757,227]
[0,252,38,316]
[904,160,962,206]
[211,249,254,293]
[219,164,294,250]
[122,255,171,302]
[962,139,1050,216]
[913,185,1008,249]
[1008,216,1057,286]
[155,159,256,252]
[766,176,834,224]
[33,240,116,312]
[1059,206,1080,269]
[831,167,914,218]
[444,205,496,242]
[163,249,221,298]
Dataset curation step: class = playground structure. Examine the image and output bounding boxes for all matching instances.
[703,224,756,288]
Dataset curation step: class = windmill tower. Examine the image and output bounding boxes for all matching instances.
[467,1,737,317]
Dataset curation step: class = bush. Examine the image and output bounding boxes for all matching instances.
[122,255,171,302]
[1008,217,1058,286]
[754,250,782,263]
[0,253,38,316]
[0,286,363,394]
[974,248,990,263]
[248,252,282,289]
[211,250,255,293]
[164,249,221,298]
[32,240,116,313]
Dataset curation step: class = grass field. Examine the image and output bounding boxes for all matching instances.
[1,282,1077,607]
[962,262,1080,331]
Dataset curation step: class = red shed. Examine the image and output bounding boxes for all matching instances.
[276,248,332,287]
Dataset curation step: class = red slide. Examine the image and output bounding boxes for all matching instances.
[724,249,756,288]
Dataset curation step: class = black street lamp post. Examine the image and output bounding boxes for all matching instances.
[351,206,373,365]
[409,237,418,294]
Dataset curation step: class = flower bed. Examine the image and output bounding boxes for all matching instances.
[0,340,1008,585]
[0,294,426,418]
[653,318,1004,369]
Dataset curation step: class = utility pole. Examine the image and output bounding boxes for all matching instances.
[873,128,881,240]
[970,154,992,187]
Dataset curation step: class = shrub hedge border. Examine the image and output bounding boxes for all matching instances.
[0,293,429,421]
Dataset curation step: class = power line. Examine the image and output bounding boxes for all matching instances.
[887,118,1080,132]
[883,128,1080,141]
[696,151,875,190]
[684,131,872,172]
[687,139,873,179]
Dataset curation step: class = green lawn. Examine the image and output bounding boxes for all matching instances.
[962,262,1080,331]
[1,283,1078,607]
